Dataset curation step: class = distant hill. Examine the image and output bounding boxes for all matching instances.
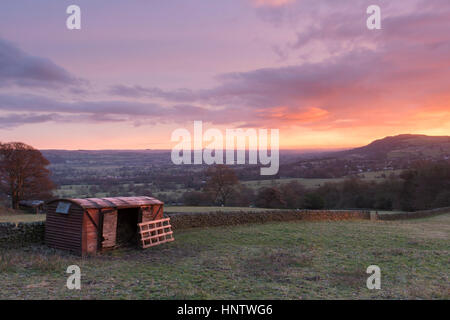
[335,134,450,161]
[280,134,450,179]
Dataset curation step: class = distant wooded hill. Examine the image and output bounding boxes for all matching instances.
[278,134,450,179]
[335,134,450,160]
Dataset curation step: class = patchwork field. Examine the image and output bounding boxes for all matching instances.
[242,170,401,189]
[53,170,401,199]
[0,214,448,299]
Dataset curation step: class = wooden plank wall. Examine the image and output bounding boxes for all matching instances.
[102,210,118,248]
[82,208,100,254]
[45,201,83,254]
[141,205,163,222]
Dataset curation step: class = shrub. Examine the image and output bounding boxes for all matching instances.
[303,193,325,209]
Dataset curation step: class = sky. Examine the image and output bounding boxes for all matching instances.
[0,0,449,149]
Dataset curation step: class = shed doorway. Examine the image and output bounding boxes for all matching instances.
[116,208,140,246]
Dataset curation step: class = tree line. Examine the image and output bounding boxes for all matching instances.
[183,161,450,212]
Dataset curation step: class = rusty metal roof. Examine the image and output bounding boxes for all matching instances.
[48,196,163,209]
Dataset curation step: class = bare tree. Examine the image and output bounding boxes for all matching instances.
[204,165,239,206]
[0,142,55,209]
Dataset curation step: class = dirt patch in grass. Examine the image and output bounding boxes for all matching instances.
[0,245,74,274]
[379,214,450,241]
[403,224,449,240]
[406,283,450,299]
[328,268,366,289]
[241,248,313,281]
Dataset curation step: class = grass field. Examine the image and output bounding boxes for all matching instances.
[242,170,401,190]
[0,206,42,223]
[0,214,46,223]
[0,214,448,299]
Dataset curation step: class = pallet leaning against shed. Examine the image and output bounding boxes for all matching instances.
[45,196,173,255]
[138,218,174,248]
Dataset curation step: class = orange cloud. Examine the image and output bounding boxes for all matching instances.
[259,106,329,125]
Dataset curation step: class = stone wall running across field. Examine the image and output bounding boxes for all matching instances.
[0,221,45,245]
[1,207,449,246]
[166,209,371,230]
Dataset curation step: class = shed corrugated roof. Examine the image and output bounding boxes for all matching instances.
[55,196,163,209]
[19,200,45,207]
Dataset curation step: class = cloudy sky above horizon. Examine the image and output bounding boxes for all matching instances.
[0,0,449,149]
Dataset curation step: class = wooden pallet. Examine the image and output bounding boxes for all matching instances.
[138,218,174,248]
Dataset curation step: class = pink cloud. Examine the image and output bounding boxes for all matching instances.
[251,0,294,7]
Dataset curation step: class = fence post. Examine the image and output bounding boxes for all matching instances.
[370,211,378,221]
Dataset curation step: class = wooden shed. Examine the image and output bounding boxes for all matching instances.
[19,200,45,214]
[45,196,165,255]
